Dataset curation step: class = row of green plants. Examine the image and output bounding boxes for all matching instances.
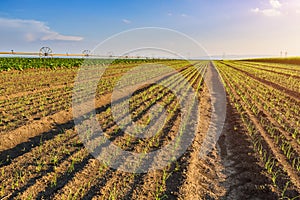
[218,62,300,166]
[0,86,72,132]
[220,62,300,130]
[222,61,300,94]
[0,57,181,71]
[0,57,83,71]
[219,62,300,142]
[242,57,300,66]
[232,61,300,77]
[216,61,300,199]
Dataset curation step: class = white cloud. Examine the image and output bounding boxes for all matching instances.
[252,8,281,16]
[181,14,188,17]
[270,0,282,9]
[167,12,173,16]
[0,18,83,42]
[262,9,281,16]
[251,0,282,17]
[41,33,84,41]
[122,19,131,24]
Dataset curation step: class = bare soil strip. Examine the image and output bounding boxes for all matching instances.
[178,84,226,199]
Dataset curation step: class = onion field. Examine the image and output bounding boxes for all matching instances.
[0,58,299,199]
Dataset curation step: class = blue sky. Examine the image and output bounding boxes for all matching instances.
[0,0,300,58]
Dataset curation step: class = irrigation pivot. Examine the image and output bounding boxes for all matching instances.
[39,47,53,57]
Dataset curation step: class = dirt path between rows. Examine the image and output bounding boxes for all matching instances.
[178,63,279,199]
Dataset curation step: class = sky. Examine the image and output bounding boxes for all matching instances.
[0,0,300,58]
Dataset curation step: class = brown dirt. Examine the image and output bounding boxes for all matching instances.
[218,99,279,199]
[178,64,279,200]
[178,85,227,199]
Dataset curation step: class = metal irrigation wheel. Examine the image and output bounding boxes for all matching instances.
[82,50,91,57]
[39,47,53,57]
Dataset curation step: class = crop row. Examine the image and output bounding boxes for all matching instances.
[231,61,300,79]
[220,62,300,120]
[222,61,300,94]
[246,61,300,73]
[218,62,300,161]
[0,57,181,71]
[242,58,300,66]
[219,62,300,142]
[215,61,300,198]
